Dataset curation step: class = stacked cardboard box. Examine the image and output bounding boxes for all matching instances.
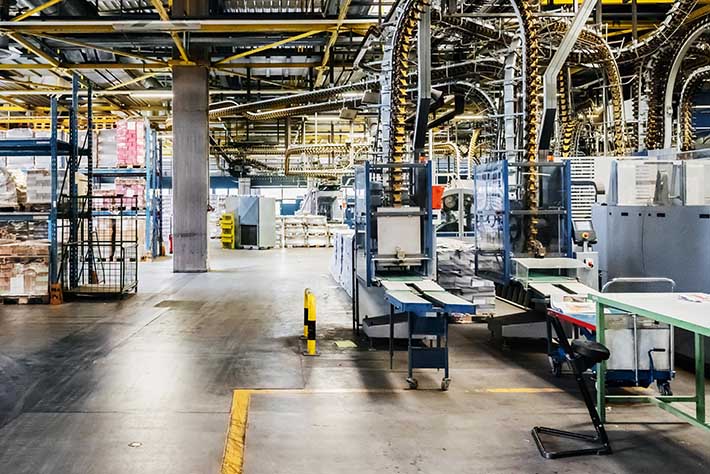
[0,168,19,208]
[437,237,496,316]
[0,241,50,297]
[304,215,328,246]
[114,177,145,208]
[98,129,118,168]
[282,216,307,247]
[116,120,146,167]
[26,169,51,205]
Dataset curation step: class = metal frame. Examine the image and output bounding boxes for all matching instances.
[593,294,710,432]
[354,160,434,288]
[473,159,574,284]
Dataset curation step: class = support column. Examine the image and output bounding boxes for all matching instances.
[172,65,209,272]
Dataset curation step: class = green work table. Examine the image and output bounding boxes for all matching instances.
[590,293,710,431]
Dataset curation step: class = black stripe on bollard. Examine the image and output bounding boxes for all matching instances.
[307,320,316,340]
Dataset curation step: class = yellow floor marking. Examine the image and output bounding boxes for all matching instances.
[220,386,562,473]
[221,390,251,474]
[482,387,563,394]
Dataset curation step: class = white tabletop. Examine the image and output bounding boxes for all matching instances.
[590,293,710,336]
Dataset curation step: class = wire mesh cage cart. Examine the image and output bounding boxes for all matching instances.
[59,195,138,297]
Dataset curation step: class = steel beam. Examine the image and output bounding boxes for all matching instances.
[12,0,64,22]
[215,30,323,65]
[315,0,352,87]
[413,2,431,153]
[0,19,375,34]
[25,32,170,66]
[538,0,596,150]
[148,0,191,62]
[8,33,60,67]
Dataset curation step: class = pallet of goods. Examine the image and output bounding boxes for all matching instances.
[0,241,50,303]
[116,119,146,167]
[437,237,496,320]
[0,168,21,209]
[114,177,146,208]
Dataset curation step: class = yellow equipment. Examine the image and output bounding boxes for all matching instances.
[220,213,237,249]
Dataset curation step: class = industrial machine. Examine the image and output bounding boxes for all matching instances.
[436,185,474,238]
[230,195,276,249]
[352,161,474,389]
[592,156,710,364]
[471,158,675,394]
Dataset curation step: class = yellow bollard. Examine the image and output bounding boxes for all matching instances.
[303,291,319,356]
[302,288,311,340]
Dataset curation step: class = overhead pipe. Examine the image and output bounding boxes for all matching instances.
[208,80,376,118]
[244,99,363,121]
[283,142,368,178]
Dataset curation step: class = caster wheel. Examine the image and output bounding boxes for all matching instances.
[441,378,451,391]
[657,381,673,396]
[406,378,418,390]
[548,356,562,378]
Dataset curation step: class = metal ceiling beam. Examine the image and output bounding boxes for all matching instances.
[148,0,191,63]
[214,29,324,65]
[0,19,375,34]
[106,72,160,90]
[24,32,171,65]
[0,61,322,70]
[12,0,65,21]
[8,32,61,67]
[315,0,352,87]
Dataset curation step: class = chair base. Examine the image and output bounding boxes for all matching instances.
[532,426,612,459]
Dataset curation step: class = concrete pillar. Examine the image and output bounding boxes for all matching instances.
[172,65,209,272]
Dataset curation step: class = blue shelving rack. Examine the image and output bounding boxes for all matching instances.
[0,76,90,298]
[81,121,162,258]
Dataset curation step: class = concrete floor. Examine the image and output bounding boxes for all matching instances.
[0,244,709,473]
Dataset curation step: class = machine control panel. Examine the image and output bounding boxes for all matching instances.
[573,220,597,245]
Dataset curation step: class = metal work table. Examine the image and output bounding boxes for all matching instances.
[381,279,475,390]
[590,293,710,430]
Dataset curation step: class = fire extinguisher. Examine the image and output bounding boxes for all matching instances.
[169,233,173,254]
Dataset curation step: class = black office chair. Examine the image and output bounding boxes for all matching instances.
[532,316,612,459]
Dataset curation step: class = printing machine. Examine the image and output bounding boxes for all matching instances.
[352,161,474,389]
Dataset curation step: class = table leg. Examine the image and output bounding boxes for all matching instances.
[596,302,607,424]
[696,333,705,424]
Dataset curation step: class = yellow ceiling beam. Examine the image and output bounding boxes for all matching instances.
[8,32,60,67]
[106,72,159,90]
[11,0,64,22]
[25,32,170,66]
[315,0,352,87]
[0,19,374,35]
[148,0,191,63]
[214,30,323,65]
[0,62,170,70]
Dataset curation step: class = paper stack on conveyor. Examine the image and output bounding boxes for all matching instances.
[436,237,495,316]
[330,229,354,297]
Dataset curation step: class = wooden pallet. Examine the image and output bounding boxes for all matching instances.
[1,295,50,305]
[22,203,51,212]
